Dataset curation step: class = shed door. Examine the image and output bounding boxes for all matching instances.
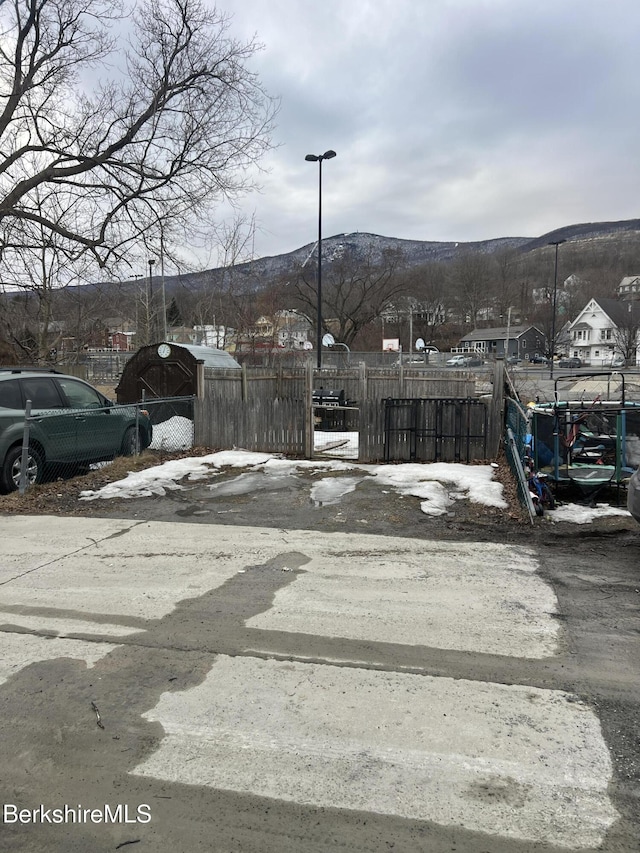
[137,361,195,398]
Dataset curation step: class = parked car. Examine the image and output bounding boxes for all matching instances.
[506,355,522,365]
[558,357,582,368]
[610,355,625,368]
[446,354,484,367]
[395,355,428,365]
[528,353,549,364]
[628,467,640,524]
[0,369,153,492]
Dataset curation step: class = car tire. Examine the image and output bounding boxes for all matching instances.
[1,444,44,493]
[120,426,139,456]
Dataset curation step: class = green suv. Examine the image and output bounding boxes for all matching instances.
[0,369,153,492]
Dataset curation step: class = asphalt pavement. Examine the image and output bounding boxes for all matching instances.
[1,512,639,852]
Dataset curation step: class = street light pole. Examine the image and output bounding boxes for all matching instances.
[548,239,566,381]
[305,149,336,369]
[148,258,156,344]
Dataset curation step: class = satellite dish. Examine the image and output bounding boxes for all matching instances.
[322,333,335,347]
[302,341,313,350]
[415,338,426,351]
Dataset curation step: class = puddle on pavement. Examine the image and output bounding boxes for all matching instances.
[203,470,367,508]
[207,471,301,498]
[310,477,364,506]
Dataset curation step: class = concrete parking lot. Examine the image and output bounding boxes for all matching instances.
[0,503,639,852]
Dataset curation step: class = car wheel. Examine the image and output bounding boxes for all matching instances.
[120,426,139,456]
[1,445,44,493]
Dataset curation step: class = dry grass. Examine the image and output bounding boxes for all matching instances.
[0,449,196,516]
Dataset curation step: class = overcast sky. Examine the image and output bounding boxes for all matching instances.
[214,0,640,261]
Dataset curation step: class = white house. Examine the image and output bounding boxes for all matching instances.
[617,276,640,300]
[566,297,640,365]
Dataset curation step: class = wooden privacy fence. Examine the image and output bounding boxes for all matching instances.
[195,396,305,455]
[195,362,505,463]
[201,364,479,403]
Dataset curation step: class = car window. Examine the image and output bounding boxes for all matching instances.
[0,379,23,409]
[57,378,104,409]
[20,377,65,409]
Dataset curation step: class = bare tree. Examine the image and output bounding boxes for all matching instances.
[0,207,99,360]
[490,248,522,320]
[290,244,406,348]
[447,251,493,327]
[613,302,640,364]
[0,0,277,271]
[403,261,448,346]
[182,213,259,348]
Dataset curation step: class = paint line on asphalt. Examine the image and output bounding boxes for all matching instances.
[0,633,117,686]
[247,542,558,658]
[134,656,618,849]
[0,614,144,638]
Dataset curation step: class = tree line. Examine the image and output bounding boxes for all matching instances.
[0,1,639,363]
[4,225,639,363]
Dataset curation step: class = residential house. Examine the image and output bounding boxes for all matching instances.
[566,297,640,365]
[274,310,312,349]
[104,318,136,351]
[165,325,200,346]
[617,276,640,300]
[193,324,234,349]
[109,331,135,352]
[455,325,546,360]
[251,310,311,350]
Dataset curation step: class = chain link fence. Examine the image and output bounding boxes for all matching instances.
[143,396,195,453]
[504,397,536,523]
[8,396,194,494]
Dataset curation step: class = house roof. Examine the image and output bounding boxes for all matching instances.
[579,297,640,328]
[460,325,541,341]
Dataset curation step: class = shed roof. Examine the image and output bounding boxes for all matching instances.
[160,342,241,368]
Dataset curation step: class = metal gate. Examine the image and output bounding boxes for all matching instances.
[383,398,488,462]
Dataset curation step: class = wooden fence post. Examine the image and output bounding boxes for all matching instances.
[359,361,367,401]
[241,363,248,402]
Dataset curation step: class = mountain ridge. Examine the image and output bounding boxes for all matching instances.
[129,217,640,294]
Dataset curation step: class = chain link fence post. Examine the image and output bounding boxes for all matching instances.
[19,400,32,495]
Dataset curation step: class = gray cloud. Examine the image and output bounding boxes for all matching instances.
[217,0,640,259]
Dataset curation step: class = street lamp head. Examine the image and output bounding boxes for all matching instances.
[305,150,337,163]
[148,258,156,270]
[548,238,567,247]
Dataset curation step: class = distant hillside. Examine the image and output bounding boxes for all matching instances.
[518,218,640,252]
[122,218,640,296]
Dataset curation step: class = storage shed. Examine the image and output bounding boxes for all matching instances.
[116,342,240,403]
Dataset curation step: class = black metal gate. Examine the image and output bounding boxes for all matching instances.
[383,398,488,462]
